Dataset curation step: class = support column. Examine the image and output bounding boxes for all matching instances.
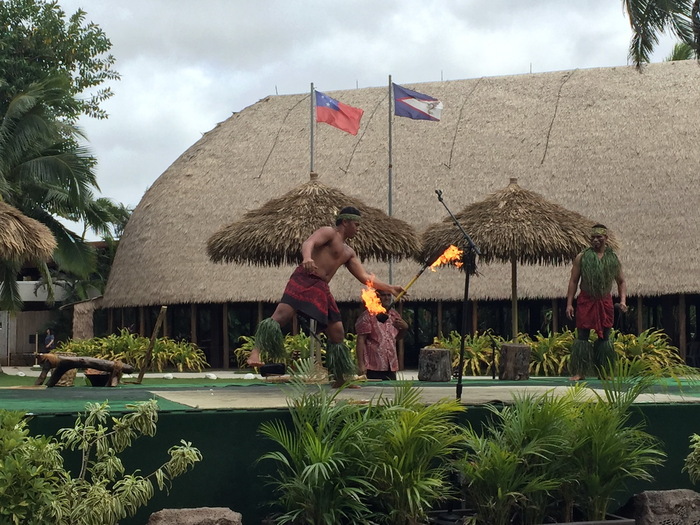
[471,300,478,334]
[222,303,230,369]
[190,304,197,345]
[437,300,443,337]
[636,296,644,335]
[139,306,145,336]
[679,294,687,361]
[551,299,559,334]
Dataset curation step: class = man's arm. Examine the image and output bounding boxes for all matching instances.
[566,254,582,320]
[616,266,628,313]
[390,311,408,340]
[345,253,404,296]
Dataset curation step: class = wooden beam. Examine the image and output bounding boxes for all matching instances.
[190,303,197,344]
[222,303,230,369]
[437,300,443,337]
[471,300,478,334]
[636,296,644,335]
[679,293,687,361]
[551,299,559,334]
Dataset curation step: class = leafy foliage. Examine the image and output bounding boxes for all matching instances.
[56,328,208,372]
[428,330,501,376]
[0,0,120,120]
[457,366,666,524]
[258,364,465,524]
[0,400,201,525]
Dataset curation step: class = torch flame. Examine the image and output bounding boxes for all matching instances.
[429,245,464,272]
[361,279,387,315]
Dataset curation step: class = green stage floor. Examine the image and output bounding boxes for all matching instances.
[2,372,700,415]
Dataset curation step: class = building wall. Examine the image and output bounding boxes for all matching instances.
[0,310,54,366]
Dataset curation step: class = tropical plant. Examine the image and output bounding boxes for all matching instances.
[523,329,574,377]
[56,328,208,372]
[456,362,666,524]
[683,433,700,483]
[667,40,696,60]
[429,330,501,376]
[258,360,466,524]
[612,328,691,376]
[258,362,375,524]
[622,0,699,69]
[0,76,121,310]
[0,400,201,525]
[367,385,465,525]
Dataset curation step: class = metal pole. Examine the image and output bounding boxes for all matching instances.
[388,75,393,283]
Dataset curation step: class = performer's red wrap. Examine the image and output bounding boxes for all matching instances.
[576,290,613,339]
[281,266,341,329]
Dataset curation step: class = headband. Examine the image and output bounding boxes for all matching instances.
[337,213,361,222]
[591,227,607,236]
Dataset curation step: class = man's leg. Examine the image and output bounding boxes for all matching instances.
[324,321,356,388]
[247,303,296,367]
[593,327,615,378]
[569,329,593,380]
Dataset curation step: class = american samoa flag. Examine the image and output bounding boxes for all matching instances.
[393,83,443,121]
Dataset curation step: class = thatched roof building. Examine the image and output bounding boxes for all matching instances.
[103,61,700,362]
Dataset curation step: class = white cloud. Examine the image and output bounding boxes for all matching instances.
[54,0,679,238]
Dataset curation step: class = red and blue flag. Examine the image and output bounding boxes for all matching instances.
[315,91,364,135]
[393,83,443,121]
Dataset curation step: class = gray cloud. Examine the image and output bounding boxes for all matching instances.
[55,0,676,236]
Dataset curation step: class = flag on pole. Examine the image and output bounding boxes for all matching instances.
[393,83,443,121]
[315,91,364,135]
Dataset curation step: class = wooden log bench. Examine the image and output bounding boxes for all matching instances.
[34,353,134,387]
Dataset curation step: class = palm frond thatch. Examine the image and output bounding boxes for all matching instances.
[0,201,56,263]
[420,178,612,266]
[207,174,419,266]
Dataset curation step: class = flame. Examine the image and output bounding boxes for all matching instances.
[429,245,464,272]
[361,279,386,315]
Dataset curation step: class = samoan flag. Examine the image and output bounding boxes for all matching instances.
[393,83,443,121]
[315,91,364,135]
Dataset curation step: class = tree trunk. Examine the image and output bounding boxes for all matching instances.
[499,343,530,380]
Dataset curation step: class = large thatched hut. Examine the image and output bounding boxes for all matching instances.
[103,61,700,367]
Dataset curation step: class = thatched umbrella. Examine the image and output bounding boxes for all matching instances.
[0,201,56,263]
[207,172,420,265]
[421,178,605,338]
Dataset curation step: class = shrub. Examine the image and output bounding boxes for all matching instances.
[57,329,208,372]
[0,400,202,525]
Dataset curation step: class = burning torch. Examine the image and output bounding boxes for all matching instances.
[362,245,464,322]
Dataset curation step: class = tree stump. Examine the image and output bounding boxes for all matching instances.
[498,343,531,380]
[418,348,452,382]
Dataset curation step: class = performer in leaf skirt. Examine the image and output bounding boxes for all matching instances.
[566,224,627,380]
[248,206,404,387]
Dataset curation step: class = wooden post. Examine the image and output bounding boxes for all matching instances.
[511,255,518,340]
[437,300,443,337]
[679,293,687,362]
[139,306,145,336]
[636,296,644,335]
[222,303,229,370]
[136,306,168,384]
[551,298,559,334]
[471,300,478,334]
[190,304,197,344]
[398,302,404,370]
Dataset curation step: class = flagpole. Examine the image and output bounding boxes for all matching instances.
[310,82,315,174]
[388,75,393,283]
[309,82,320,367]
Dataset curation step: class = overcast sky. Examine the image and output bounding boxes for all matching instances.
[57,0,677,238]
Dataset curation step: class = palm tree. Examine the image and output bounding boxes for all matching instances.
[623,0,700,68]
[667,41,696,60]
[0,75,114,309]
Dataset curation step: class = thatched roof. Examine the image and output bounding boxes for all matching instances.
[207,173,419,265]
[420,177,608,266]
[0,201,56,263]
[104,61,700,308]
